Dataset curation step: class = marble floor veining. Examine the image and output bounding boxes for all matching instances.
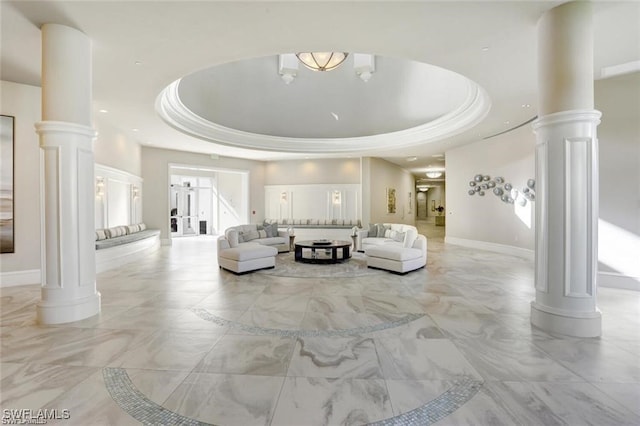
[1,221,639,425]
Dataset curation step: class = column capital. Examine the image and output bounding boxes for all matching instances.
[35,120,97,139]
[533,109,602,131]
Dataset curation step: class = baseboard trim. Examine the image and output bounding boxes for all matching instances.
[598,271,640,291]
[444,236,534,260]
[0,269,41,288]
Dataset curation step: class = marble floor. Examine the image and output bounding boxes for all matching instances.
[1,221,639,425]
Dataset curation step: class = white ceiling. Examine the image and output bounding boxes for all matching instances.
[1,1,638,176]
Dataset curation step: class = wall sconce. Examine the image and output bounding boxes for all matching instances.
[95,177,105,198]
[132,185,140,199]
[280,191,288,204]
[332,190,342,205]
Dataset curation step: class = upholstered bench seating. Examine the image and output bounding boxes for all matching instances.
[95,229,160,250]
[94,224,161,273]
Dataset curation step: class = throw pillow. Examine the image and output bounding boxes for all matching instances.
[376,224,390,238]
[127,224,139,234]
[225,229,239,247]
[404,229,418,248]
[138,223,146,231]
[258,230,267,239]
[392,231,406,242]
[243,230,260,241]
[264,223,277,238]
[368,223,377,236]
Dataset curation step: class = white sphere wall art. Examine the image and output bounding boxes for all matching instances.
[466,173,536,206]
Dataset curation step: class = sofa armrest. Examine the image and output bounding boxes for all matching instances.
[412,234,428,262]
[277,230,290,239]
[356,229,369,249]
[217,236,231,251]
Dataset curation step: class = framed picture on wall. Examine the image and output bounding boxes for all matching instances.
[1,115,15,253]
[386,187,396,214]
[408,191,412,213]
[431,200,435,212]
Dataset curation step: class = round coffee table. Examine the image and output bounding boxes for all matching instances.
[294,240,352,264]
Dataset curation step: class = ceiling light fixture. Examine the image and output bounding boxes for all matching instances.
[426,171,443,178]
[406,156,418,162]
[296,52,348,72]
[353,53,375,82]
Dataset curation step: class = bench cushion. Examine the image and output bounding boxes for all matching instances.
[366,245,422,261]
[95,229,160,250]
[219,244,278,262]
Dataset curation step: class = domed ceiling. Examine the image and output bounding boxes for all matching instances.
[156,54,490,153]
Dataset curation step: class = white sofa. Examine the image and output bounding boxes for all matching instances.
[366,234,427,274]
[217,237,278,274]
[356,223,419,252]
[224,223,290,253]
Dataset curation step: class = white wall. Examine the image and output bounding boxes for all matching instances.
[445,124,535,254]
[596,73,640,289]
[362,157,415,226]
[265,184,361,222]
[94,118,142,177]
[95,164,143,229]
[141,147,265,242]
[265,158,360,185]
[0,81,41,283]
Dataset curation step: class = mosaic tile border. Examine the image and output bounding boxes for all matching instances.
[368,376,483,425]
[103,367,215,426]
[191,307,425,337]
[104,367,482,426]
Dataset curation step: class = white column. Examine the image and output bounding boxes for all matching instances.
[531,1,601,337]
[36,24,100,324]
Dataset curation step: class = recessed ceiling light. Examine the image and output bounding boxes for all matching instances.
[132,128,139,132]
[99,109,108,113]
[426,171,443,178]
[135,61,142,65]
[482,47,490,51]
[432,154,444,158]
[504,120,510,125]
[406,156,418,162]
[521,104,531,108]
[330,112,339,121]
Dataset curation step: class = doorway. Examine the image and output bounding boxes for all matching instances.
[169,166,249,238]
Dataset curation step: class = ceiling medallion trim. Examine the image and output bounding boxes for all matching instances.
[156,79,491,154]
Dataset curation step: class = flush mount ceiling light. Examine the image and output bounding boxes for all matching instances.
[426,171,443,178]
[296,52,348,71]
